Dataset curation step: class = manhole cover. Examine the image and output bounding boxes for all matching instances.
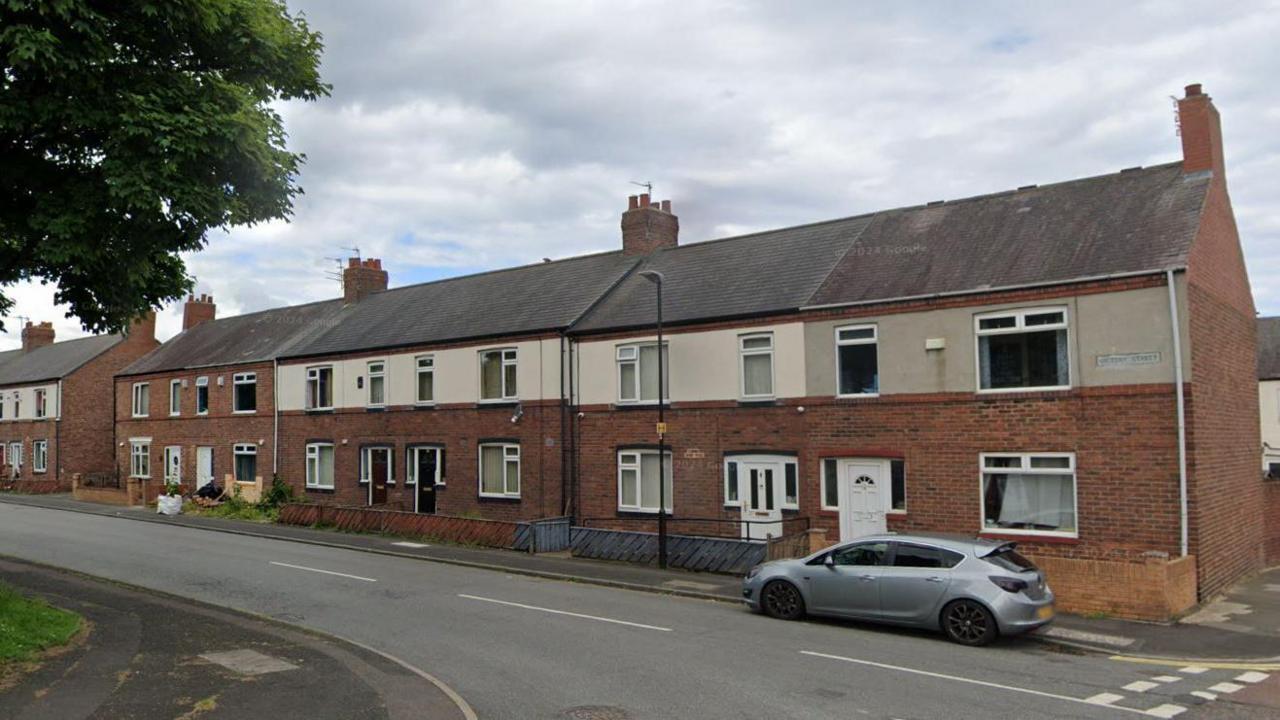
[562,706,631,720]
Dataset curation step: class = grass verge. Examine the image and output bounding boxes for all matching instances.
[0,584,81,663]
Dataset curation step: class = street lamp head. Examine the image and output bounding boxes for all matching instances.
[638,270,665,285]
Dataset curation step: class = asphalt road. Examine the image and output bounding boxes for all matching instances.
[0,502,1266,719]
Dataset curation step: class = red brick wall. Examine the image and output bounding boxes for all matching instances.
[114,361,276,487]
[1264,480,1280,566]
[1185,172,1264,599]
[575,385,1183,563]
[277,401,565,521]
[0,420,58,486]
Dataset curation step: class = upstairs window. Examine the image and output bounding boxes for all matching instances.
[33,388,47,418]
[617,343,668,403]
[131,383,149,417]
[305,443,335,489]
[169,380,181,416]
[981,453,1076,536]
[739,333,774,399]
[479,443,520,498]
[12,391,20,418]
[232,372,257,413]
[836,324,879,396]
[416,356,435,404]
[480,349,517,401]
[306,366,333,410]
[195,376,209,415]
[367,360,386,407]
[976,308,1070,391]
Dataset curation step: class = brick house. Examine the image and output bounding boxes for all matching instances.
[0,317,157,491]
[113,293,346,503]
[114,85,1261,618]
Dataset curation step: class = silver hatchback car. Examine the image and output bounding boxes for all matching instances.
[742,533,1054,645]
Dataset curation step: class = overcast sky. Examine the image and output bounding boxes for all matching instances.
[4,0,1278,348]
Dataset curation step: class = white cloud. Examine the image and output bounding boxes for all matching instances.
[5,0,1279,350]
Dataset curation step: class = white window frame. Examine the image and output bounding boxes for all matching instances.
[305,366,334,410]
[738,332,775,400]
[415,355,435,405]
[478,348,518,402]
[820,457,908,514]
[359,446,394,485]
[32,440,47,473]
[835,324,880,397]
[305,443,335,489]
[979,452,1078,538]
[722,454,798,510]
[129,440,150,478]
[407,446,444,486]
[131,382,149,417]
[7,441,20,470]
[617,449,674,513]
[33,388,47,418]
[366,360,387,407]
[11,390,18,419]
[478,443,520,498]
[195,376,209,415]
[163,445,181,483]
[232,372,257,414]
[616,342,668,404]
[169,379,181,416]
[233,443,258,483]
[974,307,1071,393]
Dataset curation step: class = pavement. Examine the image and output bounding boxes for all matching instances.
[0,556,473,720]
[2,492,1278,663]
[3,498,1280,719]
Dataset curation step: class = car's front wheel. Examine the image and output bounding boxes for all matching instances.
[761,580,805,620]
[941,599,998,646]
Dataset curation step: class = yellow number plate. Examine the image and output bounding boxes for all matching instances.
[1037,605,1055,620]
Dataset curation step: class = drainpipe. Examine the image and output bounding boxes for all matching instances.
[1167,269,1189,558]
[272,358,280,477]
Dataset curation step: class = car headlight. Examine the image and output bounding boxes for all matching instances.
[746,564,763,579]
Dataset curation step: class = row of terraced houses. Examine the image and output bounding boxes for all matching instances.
[6,85,1276,621]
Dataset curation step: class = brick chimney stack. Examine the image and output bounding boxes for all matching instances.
[621,193,679,256]
[21,321,54,351]
[183,293,216,330]
[126,311,156,344]
[343,257,389,304]
[1178,83,1226,179]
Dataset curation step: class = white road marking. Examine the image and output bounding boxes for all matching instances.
[1235,671,1269,683]
[391,541,430,548]
[1179,666,1210,674]
[1124,680,1159,692]
[799,651,1148,715]
[1190,691,1217,701]
[1151,675,1181,683]
[1208,682,1243,694]
[1086,693,1125,705]
[268,561,377,583]
[1144,704,1186,718]
[458,594,672,632]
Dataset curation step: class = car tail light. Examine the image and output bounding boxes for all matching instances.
[989,576,1028,594]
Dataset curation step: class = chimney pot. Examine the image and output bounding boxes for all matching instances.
[660,199,672,213]
[628,195,639,210]
[639,193,650,207]
[1185,83,1202,97]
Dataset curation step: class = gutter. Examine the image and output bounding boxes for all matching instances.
[1167,269,1189,558]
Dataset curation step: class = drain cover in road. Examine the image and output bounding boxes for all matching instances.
[200,649,299,676]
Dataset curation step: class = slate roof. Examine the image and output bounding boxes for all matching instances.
[121,299,345,375]
[284,251,638,358]
[1259,317,1280,381]
[0,334,123,386]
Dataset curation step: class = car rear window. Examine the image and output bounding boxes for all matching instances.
[985,547,1037,572]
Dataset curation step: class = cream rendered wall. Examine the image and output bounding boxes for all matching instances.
[805,282,1187,396]
[277,338,564,411]
[1261,380,1280,468]
[0,383,59,421]
[575,322,806,405]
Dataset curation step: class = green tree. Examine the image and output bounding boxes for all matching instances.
[0,0,328,332]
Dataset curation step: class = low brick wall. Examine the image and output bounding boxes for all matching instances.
[277,503,520,549]
[1031,553,1197,621]
[1,479,69,494]
[1265,479,1280,566]
[73,485,130,505]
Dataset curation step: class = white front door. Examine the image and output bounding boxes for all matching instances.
[164,446,182,484]
[196,447,214,488]
[838,460,888,540]
[740,462,784,540]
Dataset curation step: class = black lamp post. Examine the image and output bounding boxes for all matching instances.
[638,269,667,569]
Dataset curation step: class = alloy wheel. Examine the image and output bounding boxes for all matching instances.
[762,581,804,620]
[943,600,996,645]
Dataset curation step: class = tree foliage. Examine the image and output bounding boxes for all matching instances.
[0,0,328,332]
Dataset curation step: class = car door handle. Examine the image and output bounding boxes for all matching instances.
[859,574,876,581]
[926,576,944,583]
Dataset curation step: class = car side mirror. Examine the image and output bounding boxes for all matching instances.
[823,554,835,568]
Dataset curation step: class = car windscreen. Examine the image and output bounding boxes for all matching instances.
[984,547,1037,573]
